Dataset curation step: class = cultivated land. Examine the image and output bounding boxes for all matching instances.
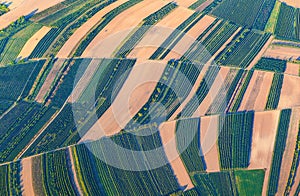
[0,0,300,195]
[81,0,168,58]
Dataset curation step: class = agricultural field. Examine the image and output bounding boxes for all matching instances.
[0,0,300,195]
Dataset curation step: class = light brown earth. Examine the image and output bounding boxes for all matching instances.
[200,115,220,172]
[279,0,300,8]
[264,45,300,60]
[278,74,300,109]
[0,0,63,30]
[277,107,300,195]
[239,71,274,111]
[18,26,51,59]
[195,0,214,12]
[21,157,34,196]
[80,60,167,142]
[127,6,194,60]
[82,0,169,58]
[247,36,274,70]
[285,62,299,76]
[56,0,128,58]
[165,15,217,59]
[159,121,194,190]
[69,59,102,103]
[35,58,66,103]
[248,110,280,196]
[192,66,230,116]
[175,0,197,8]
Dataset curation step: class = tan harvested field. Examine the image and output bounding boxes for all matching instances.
[277,107,300,195]
[0,0,63,30]
[248,110,280,196]
[285,62,300,76]
[247,36,274,70]
[127,6,194,59]
[18,26,51,59]
[175,0,197,8]
[80,60,167,142]
[264,45,300,60]
[69,59,102,103]
[278,74,300,108]
[159,121,194,190]
[35,58,66,103]
[239,71,274,111]
[165,15,216,59]
[279,0,300,8]
[195,0,214,12]
[56,0,128,58]
[21,157,34,196]
[192,66,230,116]
[82,0,169,58]
[200,115,220,172]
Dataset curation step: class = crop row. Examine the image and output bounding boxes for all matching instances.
[275,3,300,41]
[177,66,220,118]
[265,73,284,110]
[254,57,287,73]
[49,58,91,108]
[71,125,180,195]
[267,109,292,195]
[150,12,204,60]
[284,122,300,195]
[74,0,143,56]
[0,101,56,163]
[206,68,244,115]
[125,60,201,129]
[23,59,136,156]
[218,111,254,169]
[188,0,207,10]
[228,70,254,112]
[211,0,275,30]
[215,29,271,68]
[182,21,238,64]
[48,1,116,56]
[114,2,177,58]
[176,118,206,173]
[0,161,22,196]
[0,60,45,101]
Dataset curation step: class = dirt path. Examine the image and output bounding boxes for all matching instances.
[165,15,216,59]
[82,0,169,58]
[248,110,280,196]
[67,147,83,196]
[21,157,34,196]
[18,26,51,59]
[35,58,66,103]
[69,58,102,103]
[127,6,194,60]
[247,36,274,70]
[277,107,300,195]
[80,60,167,142]
[0,0,63,30]
[159,121,194,190]
[56,0,128,58]
[192,66,230,116]
[278,74,300,109]
[200,115,220,172]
